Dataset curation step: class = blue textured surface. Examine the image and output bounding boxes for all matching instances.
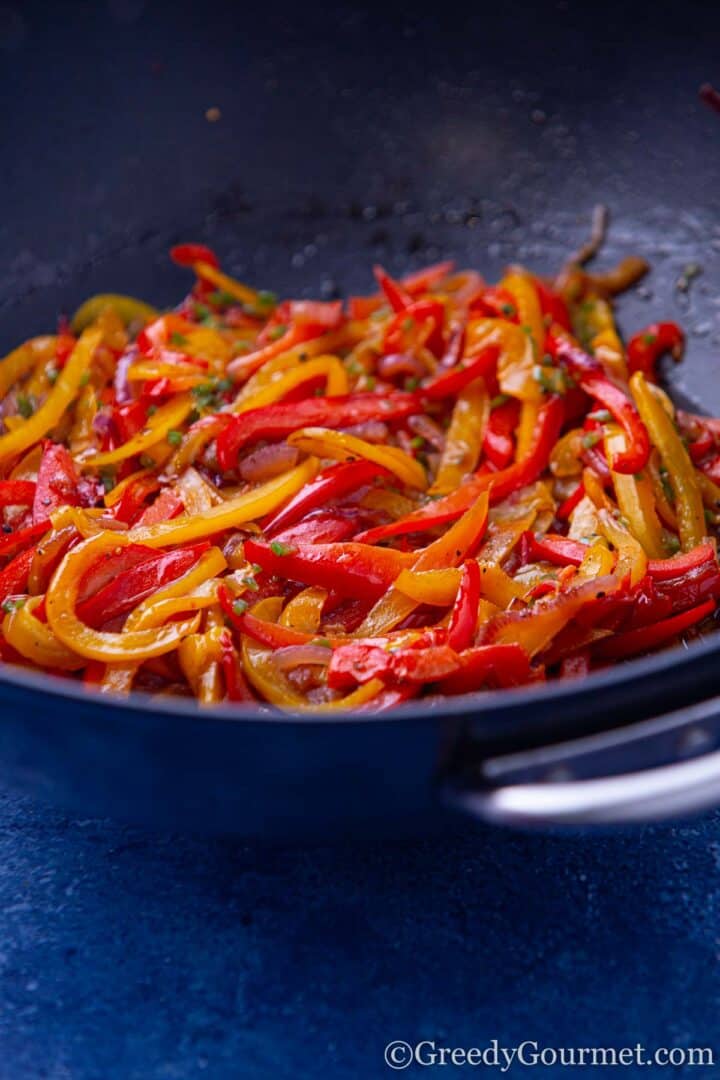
[0,788,719,1078]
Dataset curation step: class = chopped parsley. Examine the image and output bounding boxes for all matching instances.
[16,394,34,419]
[270,540,295,557]
[169,331,188,347]
[267,324,288,341]
[232,598,249,616]
[490,393,510,410]
[166,430,183,446]
[581,431,603,450]
[1,597,25,614]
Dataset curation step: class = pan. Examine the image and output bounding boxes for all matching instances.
[1,0,720,835]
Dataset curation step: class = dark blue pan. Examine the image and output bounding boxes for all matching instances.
[1,0,720,834]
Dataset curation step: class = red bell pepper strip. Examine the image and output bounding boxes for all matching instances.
[170,243,220,269]
[219,629,255,702]
[355,395,564,543]
[547,330,650,474]
[263,460,388,537]
[327,641,460,689]
[0,547,35,603]
[522,532,588,568]
[136,489,185,526]
[468,286,519,321]
[32,442,80,523]
[270,512,358,546]
[556,482,585,521]
[373,265,413,312]
[437,643,532,694]
[647,542,717,581]
[218,585,315,648]
[383,298,446,357]
[111,474,162,525]
[0,480,36,512]
[593,598,715,661]
[422,346,499,400]
[110,399,149,445]
[77,544,163,603]
[447,560,481,651]
[348,262,455,319]
[244,538,413,600]
[439,326,466,369]
[215,391,420,471]
[534,279,572,331]
[76,542,209,629]
[483,397,520,468]
[0,520,50,560]
[627,322,684,379]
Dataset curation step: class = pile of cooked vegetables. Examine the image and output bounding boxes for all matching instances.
[0,237,718,711]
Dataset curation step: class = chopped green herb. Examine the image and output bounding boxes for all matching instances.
[187,408,200,425]
[409,436,424,450]
[364,375,376,391]
[207,291,235,309]
[402,317,415,333]
[256,290,278,310]
[147,404,158,417]
[642,333,657,347]
[500,303,516,317]
[251,563,263,575]
[193,302,210,321]
[1,597,25,614]
[581,431,602,450]
[404,376,420,392]
[666,533,681,554]
[490,393,510,410]
[270,540,296,557]
[45,363,59,385]
[17,394,34,419]
[232,598,249,615]
[268,324,288,341]
[100,471,115,493]
[169,331,189,347]
[242,574,259,591]
[311,637,332,648]
[139,454,156,469]
[166,430,183,446]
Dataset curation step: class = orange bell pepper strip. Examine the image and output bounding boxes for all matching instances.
[604,425,665,558]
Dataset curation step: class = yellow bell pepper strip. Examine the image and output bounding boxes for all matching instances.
[430,379,489,494]
[394,567,462,606]
[0,336,58,400]
[577,540,616,579]
[0,329,102,465]
[278,587,327,633]
[45,531,202,662]
[489,575,618,657]
[630,371,705,551]
[127,458,318,548]
[238,597,384,710]
[178,625,225,704]
[357,491,490,636]
[71,294,158,333]
[591,326,627,383]
[2,596,85,672]
[597,508,648,586]
[500,271,545,355]
[193,262,260,309]
[467,318,542,403]
[515,402,542,462]
[604,425,665,558]
[287,426,428,491]
[232,355,349,414]
[83,393,194,468]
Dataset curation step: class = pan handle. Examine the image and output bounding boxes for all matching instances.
[442,695,720,826]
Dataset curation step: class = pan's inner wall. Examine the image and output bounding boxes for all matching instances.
[1,0,719,407]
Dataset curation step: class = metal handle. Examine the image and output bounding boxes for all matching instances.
[443,695,720,827]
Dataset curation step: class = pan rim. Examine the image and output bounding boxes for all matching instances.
[0,623,718,727]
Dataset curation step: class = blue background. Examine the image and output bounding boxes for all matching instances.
[0,788,718,1078]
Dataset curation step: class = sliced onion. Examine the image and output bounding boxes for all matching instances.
[340,420,389,443]
[114,347,136,404]
[239,443,299,483]
[408,414,446,451]
[272,644,333,671]
[377,352,426,380]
